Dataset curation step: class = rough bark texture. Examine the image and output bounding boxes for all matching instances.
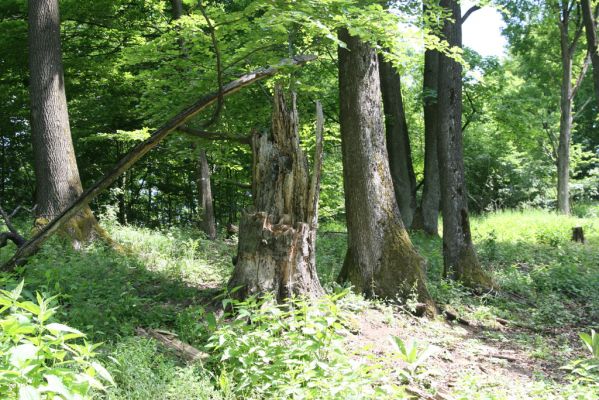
[437,0,492,288]
[581,0,599,108]
[28,0,106,247]
[557,2,584,215]
[414,46,441,236]
[196,147,217,240]
[557,27,573,215]
[2,56,315,271]
[378,55,417,228]
[336,29,433,309]
[228,87,324,301]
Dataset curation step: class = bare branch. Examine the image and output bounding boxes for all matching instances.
[461,5,481,24]
[572,52,591,99]
[0,206,26,248]
[574,96,593,120]
[178,126,251,144]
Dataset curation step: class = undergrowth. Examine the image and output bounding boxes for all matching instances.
[0,205,597,398]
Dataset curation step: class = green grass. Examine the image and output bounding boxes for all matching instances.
[0,206,598,398]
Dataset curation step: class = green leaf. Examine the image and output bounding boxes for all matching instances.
[91,361,115,386]
[18,301,40,316]
[10,343,38,368]
[41,375,71,398]
[18,385,40,400]
[11,280,24,301]
[45,323,84,336]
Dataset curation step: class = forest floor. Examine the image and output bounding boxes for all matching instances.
[1,204,598,399]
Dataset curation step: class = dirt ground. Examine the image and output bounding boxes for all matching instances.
[344,306,585,399]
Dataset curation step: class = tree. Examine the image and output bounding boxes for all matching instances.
[414,45,441,235]
[581,0,599,107]
[195,146,217,240]
[28,0,106,247]
[413,1,443,236]
[556,0,589,214]
[336,28,433,309]
[228,87,324,300]
[378,55,418,228]
[436,0,492,288]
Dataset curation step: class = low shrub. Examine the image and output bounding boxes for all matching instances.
[0,279,113,399]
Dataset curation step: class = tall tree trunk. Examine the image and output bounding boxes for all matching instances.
[437,0,492,288]
[336,29,433,309]
[378,55,417,228]
[228,87,324,301]
[171,0,183,19]
[28,0,106,247]
[414,46,441,236]
[558,24,573,215]
[195,146,217,240]
[581,0,599,108]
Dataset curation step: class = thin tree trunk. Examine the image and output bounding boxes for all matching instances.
[437,0,492,288]
[581,0,599,108]
[117,173,127,225]
[228,87,324,300]
[558,24,573,215]
[378,55,417,228]
[196,147,217,239]
[336,28,433,310]
[414,46,441,236]
[28,0,107,248]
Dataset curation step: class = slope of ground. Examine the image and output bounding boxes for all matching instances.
[0,205,597,398]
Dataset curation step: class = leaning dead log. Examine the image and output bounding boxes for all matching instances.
[0,55,315,272]
[228,88,325,301]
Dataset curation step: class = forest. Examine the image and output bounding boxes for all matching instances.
[0,0,598,398]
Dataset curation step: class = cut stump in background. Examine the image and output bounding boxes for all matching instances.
[572,226,585,243]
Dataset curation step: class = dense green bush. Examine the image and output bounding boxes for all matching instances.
[203,291,403,399]
[105,337,222,400]
[0,279,113,399]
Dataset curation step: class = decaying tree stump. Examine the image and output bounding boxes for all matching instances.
[572,226,585,243]
[228,87,324,301]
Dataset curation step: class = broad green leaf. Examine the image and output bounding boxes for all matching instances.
[10,343,38,368]
[18,385,40,400]
[45,323,84,336]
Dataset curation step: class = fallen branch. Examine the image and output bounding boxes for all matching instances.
[136,327,208,362]
[487,353,518,363]
[178,125,251,145]
[0,206,27,248]
[1,55,315,271]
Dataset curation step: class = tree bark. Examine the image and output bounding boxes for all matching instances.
[378,55,417,228]
[171,0,183,20]
[1,56,315,271]
[437,0,492,288]
[581,0,599,108]
[195,147,217,240]
[228,87,324,301]
[414,46,441,236]
[556,2,585,215]
[28,0,107,248]
[336,28,433,309]
[558,23,573,215]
